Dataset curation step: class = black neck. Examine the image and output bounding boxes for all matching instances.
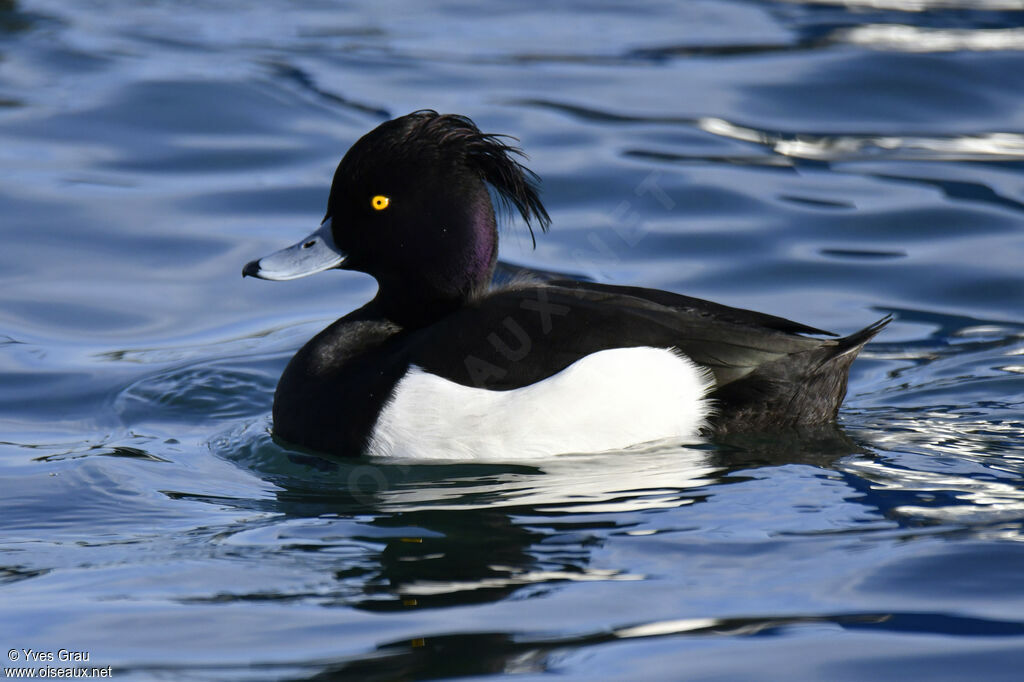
[368,271,491,328]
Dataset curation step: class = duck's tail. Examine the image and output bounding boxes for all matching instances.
[708,315,891,434]
[791,314,892,424]
[827,315,892,364]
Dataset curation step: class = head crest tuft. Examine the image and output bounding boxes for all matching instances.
[400,110,551,247]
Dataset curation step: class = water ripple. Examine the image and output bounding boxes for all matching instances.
[698,117,1024,162]
[115,354,280,425]
[515,98,1024,164]
[845,456,1024,528]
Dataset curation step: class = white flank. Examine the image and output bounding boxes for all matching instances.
[366,346,714,461]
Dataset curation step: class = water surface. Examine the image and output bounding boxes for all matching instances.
[1,1,1023,679]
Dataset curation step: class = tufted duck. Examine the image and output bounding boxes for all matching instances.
[244,110,889,460]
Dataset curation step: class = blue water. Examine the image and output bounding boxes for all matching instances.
[2,0,1023,679]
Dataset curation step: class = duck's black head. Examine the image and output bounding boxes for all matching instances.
[244,110,550,327]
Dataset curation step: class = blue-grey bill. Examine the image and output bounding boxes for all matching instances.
[243,219,345,281]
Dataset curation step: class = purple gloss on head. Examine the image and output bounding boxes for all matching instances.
[464,191,499,287]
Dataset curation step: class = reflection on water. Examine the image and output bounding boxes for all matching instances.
[276,610,1024,681]
[698,117,1024,163]
[353,447,718,514]
[195,418,930,616]
[848,456,1024,525]
[517,98,1024,166]
[211,425,720,608]
[780,0,1024,10]
[198,418,880,612]
[836,24,1024,52]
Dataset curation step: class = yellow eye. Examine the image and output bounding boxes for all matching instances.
[371,195,390,211]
